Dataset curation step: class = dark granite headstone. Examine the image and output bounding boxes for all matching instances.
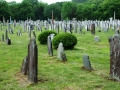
[91,23,95,35]
[82,54,92,70]
[5,29,8,40]
[6,38,11,45]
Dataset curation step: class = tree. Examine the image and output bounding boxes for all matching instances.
[17,0,35,20]
[72,0,88,3]
[0,0,10,21]
[61,2,77,20]
[44,3,61,20]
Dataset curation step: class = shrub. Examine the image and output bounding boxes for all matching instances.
[52,33,77,49]
[38,30,57,44]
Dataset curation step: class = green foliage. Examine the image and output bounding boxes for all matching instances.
[61,2,77,20]
[0,0,10,21]
[44,3,61,20]
[38,30,57,44]
[52,33,77,49]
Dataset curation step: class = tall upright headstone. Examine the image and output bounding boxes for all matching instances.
[57,42,64,60]
[109,34,120,81]
[91,23,95,35]
[28,38,38,83]
[47,35,53,56]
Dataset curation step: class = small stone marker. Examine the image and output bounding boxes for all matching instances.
[21,56,28,75]
[47,35,53,56]
[6,38,11,45]
[94,36,100,42]
[60,52,67,62]
[82,54,92,70]
[28,38,38,83]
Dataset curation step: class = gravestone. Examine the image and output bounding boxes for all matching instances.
[28,38,38,83]
[5,29,8,40]
[82,54,92,70]
[47,35,53,56]
[32,30,36,38]
[21,56,28,75]
[116,26,120,34]
[1,34,4,41]
[109,34,120,81]
[6,38,11,45]
[91,23,95,35]
[57,42,64,60]
[94,36,100,42]
[60,52,67,62]
[50,34,55,41]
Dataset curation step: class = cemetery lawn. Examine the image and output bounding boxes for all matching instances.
[0,26,120,90]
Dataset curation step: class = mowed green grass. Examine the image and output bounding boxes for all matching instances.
[0,24,120,90]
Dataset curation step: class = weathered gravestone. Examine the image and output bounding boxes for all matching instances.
[91,23,95,35]
[116,26,120,34]
[57,42,64,60]
[5,29,8,40]
[47,35,53,56]
[82,54,92,70]
[94,36,100,42]
[6,38,11,45]
[28,38,38,83]
[57,42,67,61]
[1,34,4,41]
[108,34,120,81]
[32,30,36,38]
[21,56,28,75]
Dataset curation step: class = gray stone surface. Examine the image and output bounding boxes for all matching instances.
[82,54,92,70]
[47,35,53,56]
[28,38,38,83]
[109,34,120,81]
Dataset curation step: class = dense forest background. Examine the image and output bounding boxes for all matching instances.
[0,0,120,21]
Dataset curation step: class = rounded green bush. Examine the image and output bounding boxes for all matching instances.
[52,33,77,49]
[38,30,57,44]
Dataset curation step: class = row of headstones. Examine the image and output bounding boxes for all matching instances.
[1,29,11,45]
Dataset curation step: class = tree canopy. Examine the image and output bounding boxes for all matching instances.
[0,0,120,21]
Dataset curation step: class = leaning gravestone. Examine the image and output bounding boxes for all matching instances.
[21,56,28,75]
[57,42,64,60]
[94,36,100,42]
[47,35,53,56]
[82,54,92,70]
[109,34,120,81]
[28,38,38,83]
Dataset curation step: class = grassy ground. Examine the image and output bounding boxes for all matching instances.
[0,23,120,90]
